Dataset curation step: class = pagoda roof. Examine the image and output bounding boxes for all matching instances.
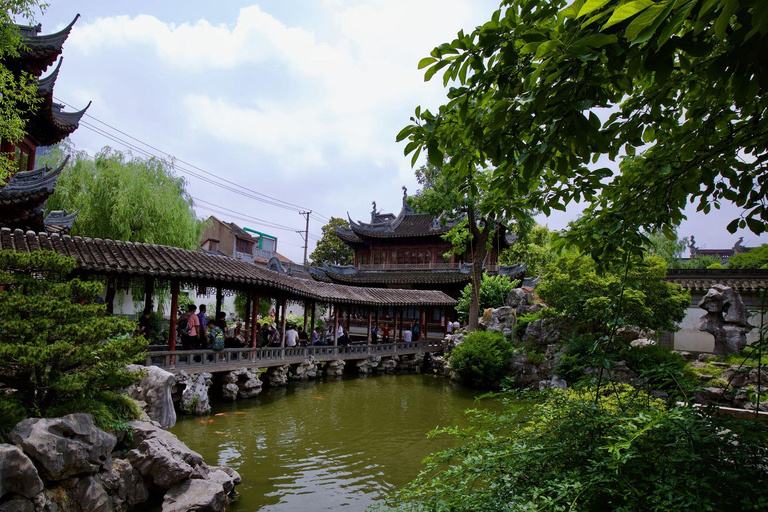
[0,159,68,232]
[44,209,79,235]
[12,15,79,76]
[0,229,458,307]
[25,100,91,147]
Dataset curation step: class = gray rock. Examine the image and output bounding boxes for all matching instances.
[356,355,381,374]
[523,318,570,348]
[480,306,517,339]
[266,365,290,386]
[291,358,318,380]
[207,465,242,495]
[629,338,656,347]
[67,475,110,512]
[0,444,43,499]
[698,285,753,354]
[324,360,345,377]
[126,421,204,489]
[539,375,567,390]
[0,497,34,512]
[697,354,717,362]
[722,369,750,388]
[379,357,397,373]
[162,478,226,512]
[100,458,149,510]
[616,326,642,343]
[125,364,177,429]
[9,414,116,482]
[176,372,213,415]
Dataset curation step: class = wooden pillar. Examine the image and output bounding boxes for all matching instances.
[216,286,223,314]
[105,278,116,315]
[367,308,372,344]
[303,300,309,332]
[169,280,179,353]
[421,308,427,341]
[244,294,252,329]
[442,307,448,337]
[144,278,154,313]
[398,309,404,342]
[280,298,287,348]
[250,292,259,348]
[345,305,351,335]
[333,304,339,347]
[310,302,316,335]
[393,308,399,343]
[375,307,379,330]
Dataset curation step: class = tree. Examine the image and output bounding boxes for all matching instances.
[397,0,768,267]
[1,1,46,179]
[729,244,768,269]
[499,223,556,277]
[0,250,146,422]
[536,254,690,337]
[309,217,354,266]
[43,144,205,249]
[412,162,528,330]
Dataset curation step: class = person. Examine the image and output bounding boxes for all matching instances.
[207,322,225,351]
[337,323,344,340]
[268,324,281,347]
[446,320,453,335]
[285,324,298,347]
[260,324,272,347]
[370,322,378,344]
[196,304,208,349]
[136,308,152,340]
[297,326,309,347]
[325,326,334,344]
[453,320,460,331]
[403,327,412,343]
[179,304,200,351]
[381,324,391,343]
[412,322,420,342]
[311,327,323,345]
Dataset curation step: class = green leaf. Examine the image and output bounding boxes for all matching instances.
[535,39,561,59]
[603,0,655,30]
[714,0,738,40]
[571,34,618,47]
[418,57,437,69]
[642,126,656,142]
[624,2,672,43]
[577,0,612,18]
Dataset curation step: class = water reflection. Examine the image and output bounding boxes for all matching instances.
[170,374,500,511]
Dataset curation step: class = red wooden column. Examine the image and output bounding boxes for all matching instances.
[280,298,287,348]
[303,300,310,332]
[421,308,427,342]
[345,305,351,336]
[333,304,339,347]
[398,309,404,342]
[169,280,179,364]
[250,292,260,348]
[244,294,252,329]
[310,302,316,336]
[366,308,372,344]
[393,307,399,345]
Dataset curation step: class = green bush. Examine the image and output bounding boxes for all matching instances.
[619,344,696,397]
[456,274,519,322]
[555,335,601,383]
[48,391,143,435]
[450,331,512,388]
[391,386,768,511]
[0,396,28,443]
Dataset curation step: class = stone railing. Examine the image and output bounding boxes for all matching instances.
[145,340,443,372]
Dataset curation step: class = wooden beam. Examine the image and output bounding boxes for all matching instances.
[169,280,179,361]
[250,292,259,348]
[310,301,316,337]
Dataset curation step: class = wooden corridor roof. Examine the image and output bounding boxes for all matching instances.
[0,228,457,307]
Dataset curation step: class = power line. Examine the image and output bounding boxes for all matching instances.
[56,97,332,218]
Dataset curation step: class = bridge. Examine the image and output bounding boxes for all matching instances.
[146,339,444,374]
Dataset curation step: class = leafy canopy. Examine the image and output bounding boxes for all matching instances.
[0,1,47,179]
[449,330,513,389]
[0,250,146,428]
[309,217,354,266]
[728,244,768,269]
[43,144,205,249]
[398,0,768,266]
[536,254,690,336]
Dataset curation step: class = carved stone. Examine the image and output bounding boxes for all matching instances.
[698,285,753,354]
[125,364,177,429]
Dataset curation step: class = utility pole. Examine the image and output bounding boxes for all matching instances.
[299,211,311,267]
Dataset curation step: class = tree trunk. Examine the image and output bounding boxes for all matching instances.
[467,210,492,331]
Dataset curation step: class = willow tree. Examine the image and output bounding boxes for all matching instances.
[44,144,205,249]
[0,1,46,179]
[398,0,768,265]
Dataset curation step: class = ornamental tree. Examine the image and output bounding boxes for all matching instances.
[728,244,768,269]
[0,250,146,418]
[309,217,354,266]
[43,143,205,249]
[398,0,768,266]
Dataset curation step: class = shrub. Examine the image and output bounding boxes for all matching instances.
[0,396,28,443]
[619,344,696,397]
[456,274,519,322]
[391,386,768,511]
[48,391,143,435]
[450,331,512,388]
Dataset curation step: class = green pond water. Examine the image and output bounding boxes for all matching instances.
[169,373,502,511]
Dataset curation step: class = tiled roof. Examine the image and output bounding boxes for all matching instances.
[666,269,768,292]
[0,229,457,307]
[13,16,79,76]
[348,212,450,240]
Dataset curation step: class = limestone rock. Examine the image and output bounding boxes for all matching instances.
[207,465,242,495]
[266,365,290,386]
[441,333,465,354]
[356,355,381,374]
[100,458,149,510]
[722,368,750,388]
[291,358,318,380]
[9,414,116,482]
[379,357,397,373]
[126,420,204,489]
[0,497,34,512]
[125,364,177,429]
[523,318,570,348]
[0,444,43,499]
[222,368,262,399]
[479,306,517,339]
[67,475,110,512]
[698,285,753,354]
[176,372,213,415]
[584,361,637,385]
[162,478,226,512]
[629,338,656,348]
[324,359,345,377]
[539,375,567,391]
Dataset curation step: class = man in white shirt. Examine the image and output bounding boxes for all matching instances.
[285,326,298,347]
[403,329,412,342]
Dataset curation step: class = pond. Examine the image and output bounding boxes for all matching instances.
[169,373,503,511]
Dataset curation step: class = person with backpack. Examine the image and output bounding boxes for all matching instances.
[178,304,200,351]
[207,322,225,352]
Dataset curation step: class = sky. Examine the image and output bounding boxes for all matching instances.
[31,0,767,262]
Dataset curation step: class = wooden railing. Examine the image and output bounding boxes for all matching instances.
[145,340,443,372]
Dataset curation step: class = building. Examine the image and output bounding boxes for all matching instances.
[309,189,525,327]
[0,16,86,233]
[685,236,752,264]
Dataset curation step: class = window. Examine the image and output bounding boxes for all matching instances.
[358,252,371,265]
[208,240,218,251]
[236,238,253,254]
[373,250,386,265]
